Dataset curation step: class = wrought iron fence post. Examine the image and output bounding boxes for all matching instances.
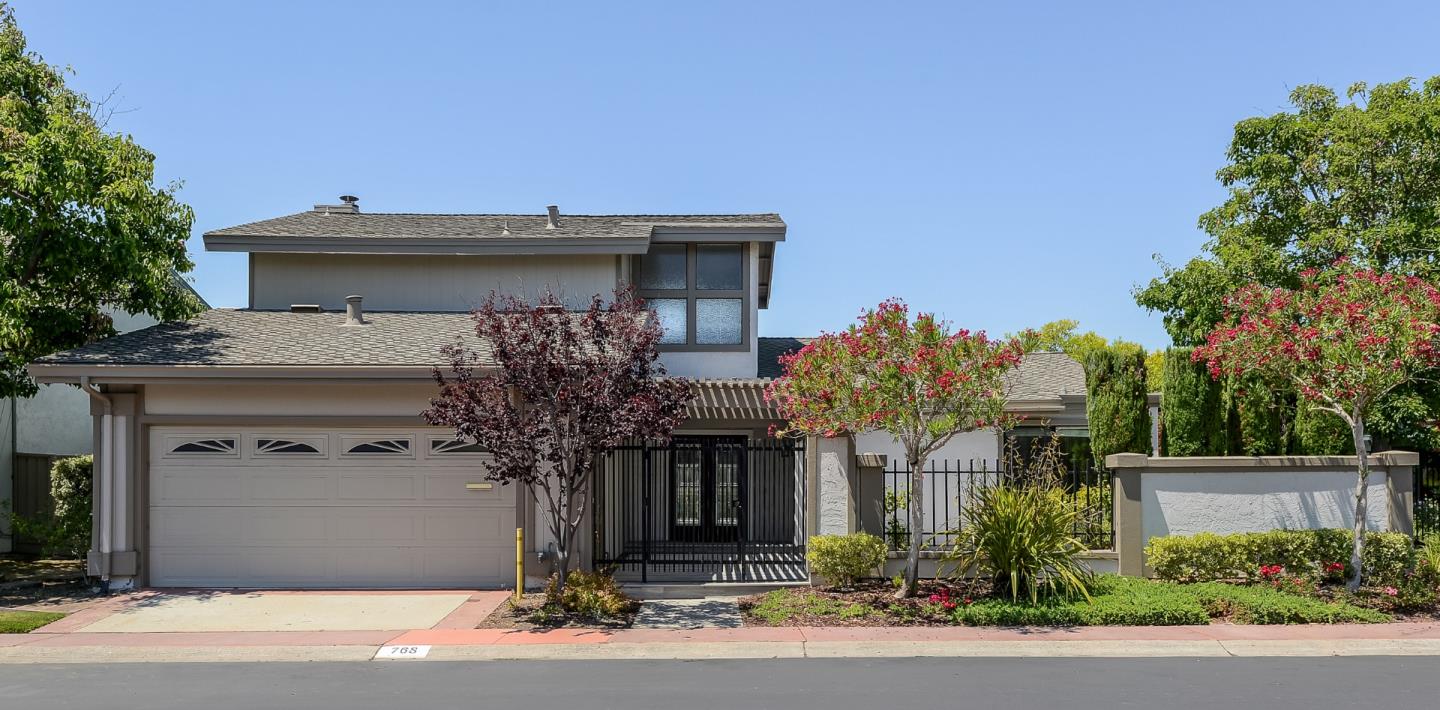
[641,443,651,583]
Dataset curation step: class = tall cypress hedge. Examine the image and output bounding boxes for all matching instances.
[1085,347,1152,467]
[1159,347,1226,456]
[1225,373,1289,456]
[1293,400,1354,454]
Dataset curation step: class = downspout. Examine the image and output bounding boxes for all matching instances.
[80,377,113,588]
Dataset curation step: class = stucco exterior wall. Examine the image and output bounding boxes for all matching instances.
[250,253,620,312]
[1141,469,1391,541]
[144,383,438,417]
[853,429,1001,468]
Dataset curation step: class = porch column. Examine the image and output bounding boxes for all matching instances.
[813,435,857,536]
[88,393,140,590]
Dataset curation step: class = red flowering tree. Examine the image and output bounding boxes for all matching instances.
[424,289,694,591]
[765,299,1025,597]
[1195,265,1440,590]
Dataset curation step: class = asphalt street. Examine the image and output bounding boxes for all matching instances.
[3,656,1440,710]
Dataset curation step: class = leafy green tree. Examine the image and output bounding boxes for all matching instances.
[1136,77,1440,450]
[1159,347,1225,456]
[768,299,1024,597]
[1009,319,1144,367]
[1084,348,1151,466]
[0,5,198,398]
[1226,373,1290,456]
[1195,265,1440,590]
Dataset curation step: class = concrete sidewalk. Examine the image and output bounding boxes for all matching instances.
[6,621,1440,663]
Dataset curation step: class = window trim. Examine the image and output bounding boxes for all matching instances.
[635,242,749,352]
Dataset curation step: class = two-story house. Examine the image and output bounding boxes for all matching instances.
[28,198,1091,591]
[26,200,799,590]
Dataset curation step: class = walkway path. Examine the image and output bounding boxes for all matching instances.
[631,597,743,629]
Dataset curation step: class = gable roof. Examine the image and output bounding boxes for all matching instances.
[204,211,786,253]
[756,337,1087,403]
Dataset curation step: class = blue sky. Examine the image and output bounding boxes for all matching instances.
[15,1,1440,348]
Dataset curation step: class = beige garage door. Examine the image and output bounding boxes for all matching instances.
[148,427,515,588]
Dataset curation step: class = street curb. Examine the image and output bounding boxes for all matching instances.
[7,638,1440,663]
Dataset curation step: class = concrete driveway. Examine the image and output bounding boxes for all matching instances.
[62,590,505,633]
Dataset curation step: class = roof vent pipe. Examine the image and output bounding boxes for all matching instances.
[344,295,366,326]
[545,204,560,229]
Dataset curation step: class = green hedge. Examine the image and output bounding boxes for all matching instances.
[1292,401,1354,455]
[1145,529,1413,585]
[1159,347,1226,456]
[1226,374,1288,455]
[9,455,92,559]
[1084,348,1152,466]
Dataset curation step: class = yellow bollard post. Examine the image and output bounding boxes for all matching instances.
[515,527,524,602]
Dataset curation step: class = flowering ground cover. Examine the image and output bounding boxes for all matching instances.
[740,575,1392,627]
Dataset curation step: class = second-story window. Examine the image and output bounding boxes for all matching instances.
[637,243,746,349]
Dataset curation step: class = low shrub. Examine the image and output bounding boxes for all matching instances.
[8,455,92,559]
[541,570,638,622]
[806,533,887,588]
[1146,528,1410,585]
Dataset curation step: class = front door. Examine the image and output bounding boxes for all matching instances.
[670,436,745,542]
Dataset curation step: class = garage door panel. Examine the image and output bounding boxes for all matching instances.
[149,426,516,588]
[338,474,418,501]
[424,511,509,543]
[153,471,246,503]
[251,474,332,501]
[332,511,420,542]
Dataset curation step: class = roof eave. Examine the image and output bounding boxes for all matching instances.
[203,234,654,256]
[27,363,464,384]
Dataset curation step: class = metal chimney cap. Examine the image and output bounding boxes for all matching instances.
[545,204,560,229]
[339,195,359,205]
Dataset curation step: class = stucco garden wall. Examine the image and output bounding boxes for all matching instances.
[1106,452,1417,576]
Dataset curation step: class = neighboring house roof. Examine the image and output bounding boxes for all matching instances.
[756,337,1086,404]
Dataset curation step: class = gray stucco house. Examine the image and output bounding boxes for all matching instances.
[26,198,1088,590]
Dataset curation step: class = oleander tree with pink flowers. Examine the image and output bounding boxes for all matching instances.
[765,299,1025,598]
[1195,262,1440,590]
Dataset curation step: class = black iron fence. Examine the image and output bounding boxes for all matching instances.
[1417,456,1439,538]
[592,437,806,582]
[878,458,1114,552]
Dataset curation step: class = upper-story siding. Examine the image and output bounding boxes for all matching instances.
[249,252,620,312]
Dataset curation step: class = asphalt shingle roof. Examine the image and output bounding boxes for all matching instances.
[204,212,785,241]
[35,309,492,367]
[755,337,1086,402]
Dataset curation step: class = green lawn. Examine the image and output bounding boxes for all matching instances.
[743,575,1390,627]
[0,610,65,633]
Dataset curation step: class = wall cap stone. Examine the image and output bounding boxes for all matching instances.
[856,452,888,468]
[1104,450,1419,470]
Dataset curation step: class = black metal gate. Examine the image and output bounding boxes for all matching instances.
[1416,452,1439,538]
[592,437,805,582]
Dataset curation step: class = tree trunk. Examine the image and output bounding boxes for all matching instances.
[896,452,926,599]
[1347,415,1370,593]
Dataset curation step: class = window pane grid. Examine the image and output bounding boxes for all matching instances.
[636,243,745,349]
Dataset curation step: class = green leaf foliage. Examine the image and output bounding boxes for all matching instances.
[1135,76,1440,448]
[1292,399,1354,455]
[1083,347,1152,466]
[8,454,91,558]
[944,482,1093,603]
[0,7,199,397]
[1145,529,1412,586]
[1225,373,1289,456]
[806,533,888,588]
[1159,347,1225,456]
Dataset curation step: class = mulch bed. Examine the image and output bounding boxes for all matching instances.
[477,592,639,630]
[740,579,988,627]
[0,555,85,584]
